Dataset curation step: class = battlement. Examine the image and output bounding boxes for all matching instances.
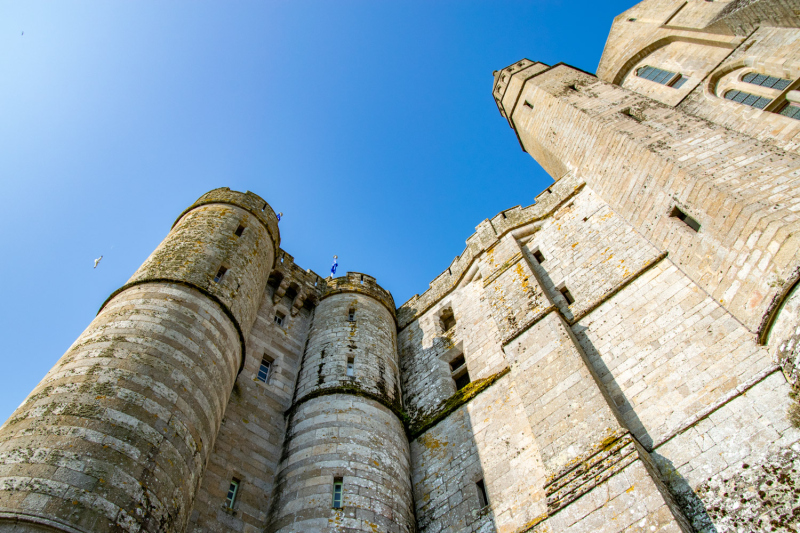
[174,187,281,262]
[321,271,396,320]
[396,175,582,329]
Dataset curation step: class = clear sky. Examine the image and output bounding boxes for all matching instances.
[0,0,635,421]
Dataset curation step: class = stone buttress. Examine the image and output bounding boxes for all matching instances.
[265,273,415,533]
[0,188,279,533]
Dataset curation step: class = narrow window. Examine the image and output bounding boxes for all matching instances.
[261,202,267,212]
[670,206,701,232]
[450,353,470,390]
[636,66,684,88]
[449,354,466,372]
[476,479,489,508]
[779,103,800,120]
[346,357,355,377]
[332,477,343,508]
[234,224,245,237]
[454,370,471,391]
[724,89,772,110]
[226,478,240,509]
[274,311,285,326]
[532,250,545,263]
[560,286,575,305]
[257,355,273,383]
[348,308,355,322]
[523,100,533,109]
[214,266,227,283]
[440,308,456,332]
[742,72,792,91]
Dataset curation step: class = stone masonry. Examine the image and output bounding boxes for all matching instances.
[1,1,800,532]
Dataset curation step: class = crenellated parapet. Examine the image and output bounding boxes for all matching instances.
[396,175,584,329]
[320,271,396,322]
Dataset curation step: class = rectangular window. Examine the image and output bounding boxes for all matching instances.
[560,286,575,305]
[332,477,343,509]
[274,311,285,326]
[454,371,471,390]
[214,266,227,283]
[742,72,792,90]
[449,354,466,372]
[476,479,489,508]
[636,65,682,87]
[779,103,800,120]
[440,308,456,332]
[234,224,245,237]
[346,357,355,377]
[532,250,545,263]
[257,356,273,383]
[348,308,355,322]
[670,206,701,232]
[226,478,240,509]
[724,89,772,110]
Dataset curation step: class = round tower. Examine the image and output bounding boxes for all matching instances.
[266,272,414,533]
[0,188,279,533]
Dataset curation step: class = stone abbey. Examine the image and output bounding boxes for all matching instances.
[2,0,800,531]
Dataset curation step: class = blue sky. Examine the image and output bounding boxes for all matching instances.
[0,0,634,420]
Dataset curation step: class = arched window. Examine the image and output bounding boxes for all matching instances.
[742,72,791,90]
[636,66,686,88]
[724,89,772,109]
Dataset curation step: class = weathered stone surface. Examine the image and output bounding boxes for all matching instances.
[4,2,800,532]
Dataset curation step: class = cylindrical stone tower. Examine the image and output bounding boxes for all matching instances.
[0,188,279,533]
[266,272,414,533]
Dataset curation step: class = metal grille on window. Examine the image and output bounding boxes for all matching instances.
[636,66,684,87]
[779,104,800,120]
[742,72,792,91]
[724,90,772,110]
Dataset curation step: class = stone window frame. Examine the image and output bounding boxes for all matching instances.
[256,353,275,384]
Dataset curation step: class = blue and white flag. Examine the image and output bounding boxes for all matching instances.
[331,255,338,276]
[277,212,282,222]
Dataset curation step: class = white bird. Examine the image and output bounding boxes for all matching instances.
[94,256,103,268]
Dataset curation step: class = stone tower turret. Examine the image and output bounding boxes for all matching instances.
[0,188,279,533]
[265,272,415,533]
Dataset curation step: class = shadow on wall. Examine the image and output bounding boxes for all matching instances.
[523,246,718,532]
[650,453,719,533]
[401,323,498,533]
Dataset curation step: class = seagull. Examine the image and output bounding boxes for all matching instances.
[94,256,103,268]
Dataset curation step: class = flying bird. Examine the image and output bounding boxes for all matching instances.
[94,256,103,268]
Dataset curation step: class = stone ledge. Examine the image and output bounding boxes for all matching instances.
[285,382,407,426]
[397,179,586,330]
[408,367,511,440]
